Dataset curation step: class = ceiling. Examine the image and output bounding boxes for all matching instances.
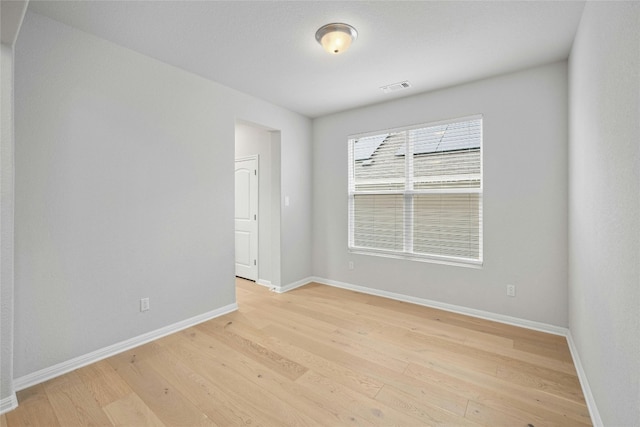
[27,1,586,118]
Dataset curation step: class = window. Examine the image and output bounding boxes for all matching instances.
[348,116,482,265]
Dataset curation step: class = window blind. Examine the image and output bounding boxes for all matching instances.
[348,116,482,265]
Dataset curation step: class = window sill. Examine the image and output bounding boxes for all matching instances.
[347,247,483,269]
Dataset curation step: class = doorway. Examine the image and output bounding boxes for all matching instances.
[234,120,281,288]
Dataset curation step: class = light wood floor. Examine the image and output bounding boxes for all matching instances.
[2,278,591,426]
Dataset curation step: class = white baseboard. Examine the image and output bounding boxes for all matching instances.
[0,393,18,415]
[13,303,238,392]
[256,279,272,288]
[566,331,603,427]
[308,276,568,336]
[274,276,313,294]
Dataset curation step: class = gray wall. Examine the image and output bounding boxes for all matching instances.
[13,11,311,378]
[568,2,640,425]
[1,42,16,406]
[1,0,28,409]
[313,61,569,327]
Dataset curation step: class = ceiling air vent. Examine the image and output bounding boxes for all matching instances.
[380,81,411,94]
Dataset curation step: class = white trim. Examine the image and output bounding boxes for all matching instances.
[350,188,483,195]
[347,248,483,269]
[0,393,18,415]
[234,154,259,163]
[308,276,568,336]
[0,42,18,417]
[349,114,484,140]
[273,277,313,294]
[566,331,603,427]
[13,303,238,392]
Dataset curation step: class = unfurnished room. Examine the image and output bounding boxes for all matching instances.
[0,1,638,426]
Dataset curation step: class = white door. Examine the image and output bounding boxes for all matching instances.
[235,157,258,280]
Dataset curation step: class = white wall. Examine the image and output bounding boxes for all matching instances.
[1,0,28,411]
[313,62,568,327]
[1,42,16,409]
[235,122,275,285]
[269,131,282,287]
[13,11,311,379]
[568,2,639,425]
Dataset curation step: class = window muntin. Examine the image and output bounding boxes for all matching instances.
[348,116,482,265]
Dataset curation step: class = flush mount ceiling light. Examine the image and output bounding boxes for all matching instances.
[315,23,358,54]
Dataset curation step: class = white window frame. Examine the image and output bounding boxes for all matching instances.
[348,115,483,267]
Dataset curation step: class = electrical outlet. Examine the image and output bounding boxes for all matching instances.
[348,261,354,270]
[506,285,516,297]
[140,297,150,312]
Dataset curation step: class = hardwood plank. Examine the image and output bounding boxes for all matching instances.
[496,364,584,402]
[268,286,574,375]
[76,360,132,407]
[299,284,515,349]
[402,326,576,375]
[143,335,283,426]
[159,330,325,426]
[375,384,481,426]
[108,347,216,426]
[513,337,573,362]
[198,316,400,425]
[238,305,410,374]
[5,385,61,427]
[195,316,309,381]
[296,369,438,426]
[222,312,386,399]
[193,324,378,426]
[263,322,470,417]
[102,393,166,427]
[465,399,529,426]
[43,371,113,426]
[471,394,590,427]
[304,283,569,349]
[406,362,591,425]
[246,302,499,377]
